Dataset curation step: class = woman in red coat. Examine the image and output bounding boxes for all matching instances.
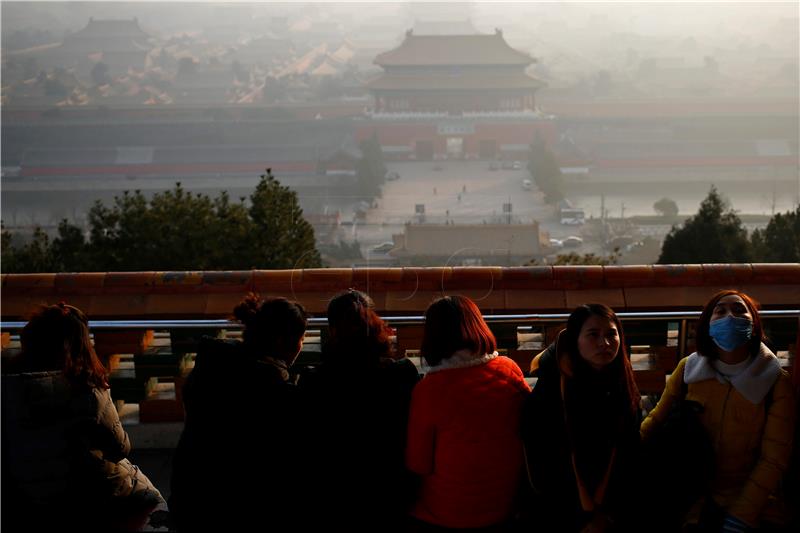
[407,295,531,530]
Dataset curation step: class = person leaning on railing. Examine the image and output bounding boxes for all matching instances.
[641,290,796,532]
[519,304,641,533]
[299,289,419,532]
[169,294,308,532]
[1,303,164,532]
[406,295,531,531]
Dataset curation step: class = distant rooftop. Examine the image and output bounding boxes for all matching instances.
[374,29,534,67]
[67,18,150,41]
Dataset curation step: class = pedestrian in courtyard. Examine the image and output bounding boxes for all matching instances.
[2,303,164,532]
[407,295,530,530]
[641,290,795,532]
[170,294,308,531]
[520,304,641,532]
[301,289,419,531]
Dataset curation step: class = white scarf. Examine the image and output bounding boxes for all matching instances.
[683,342,782,404]
[423,349,498,374]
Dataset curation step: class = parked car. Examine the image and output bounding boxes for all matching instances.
[522,179,533,190]
[501,160,514,170]
[512,161,522,170]
[433,164,444,171]
[562,236,584,247]
[370,241,394,254]
[386,171,400,181]
[489,161,500,171]
[548,238,564,249]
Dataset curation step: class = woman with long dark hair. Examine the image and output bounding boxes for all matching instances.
[302,289,419,531]
[520,304,640,532]
[406,295,531,530]
[641,290,795,532]
[170,294,308,531]
[2,303,163,532]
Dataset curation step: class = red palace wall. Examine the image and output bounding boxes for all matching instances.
[355,120,557,160]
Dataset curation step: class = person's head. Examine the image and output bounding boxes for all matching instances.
[233,294,307,365]
[421,295,496,366]
[325,289,392,363]
[20,303,108,390]
[561,303,639,413]
[696,290,763,359]
[563,303,625,371]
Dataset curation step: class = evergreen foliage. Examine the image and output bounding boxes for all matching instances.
[528,138,563,204]
[1,170,321,273]
[750,206,800,262]
[356,133,387,200]
[658,187,751,263]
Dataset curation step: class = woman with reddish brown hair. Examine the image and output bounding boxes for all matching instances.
[2,303,163,532]
[301,289,419,531]
[642,290,795,532]
[520,304,641,533]
[406,295,531,530]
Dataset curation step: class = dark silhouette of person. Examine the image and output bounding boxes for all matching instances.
[170,295,308,531]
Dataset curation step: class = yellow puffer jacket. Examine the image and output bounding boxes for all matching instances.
[641,346,795,527]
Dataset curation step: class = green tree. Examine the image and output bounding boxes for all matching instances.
[247,169,321,269]
[658,187,751,264]
[1,172,322,273]
[1,226,54,272]
[355,133,387,200]
[50,219,88,272]
[653,197,679,217]
[750,207,800,262]
[84,183,255,271]
[528,138,563,204]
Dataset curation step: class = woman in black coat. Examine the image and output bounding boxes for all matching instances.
[169,295,308,532]
[520,304,641,533]
[301,290,419,532]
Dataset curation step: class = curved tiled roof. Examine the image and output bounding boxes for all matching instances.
[375,32,534,67]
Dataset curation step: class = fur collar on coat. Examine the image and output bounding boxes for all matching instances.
[424,349,498,374]
[684,342,781,404]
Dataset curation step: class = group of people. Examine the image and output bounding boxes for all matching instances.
[2,289,796,533]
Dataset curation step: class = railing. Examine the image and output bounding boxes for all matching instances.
[2,309,799,330]
[3,309,797,423]
[2,265,798,423]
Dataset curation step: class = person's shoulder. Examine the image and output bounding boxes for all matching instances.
[197,336,242,355]
[383,357,420,379]
[531,347,559,379]
[490,354,521,371]
[195,337,245,368]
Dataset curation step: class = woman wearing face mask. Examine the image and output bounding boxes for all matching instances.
[520,304,641,533]
[641,290,796,532]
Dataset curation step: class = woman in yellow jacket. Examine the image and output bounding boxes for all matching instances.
[641,290,795,532]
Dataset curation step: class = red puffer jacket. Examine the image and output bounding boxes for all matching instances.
[406,354,531,528]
